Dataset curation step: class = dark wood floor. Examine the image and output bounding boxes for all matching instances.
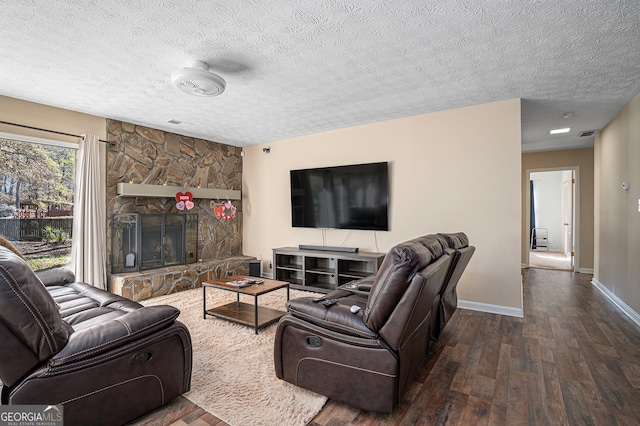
[130,268,640,425]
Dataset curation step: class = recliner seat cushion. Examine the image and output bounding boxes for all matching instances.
[47,281,142,329]
[285,291,374,339]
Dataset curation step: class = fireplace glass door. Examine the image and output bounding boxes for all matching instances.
[111,213,197,273]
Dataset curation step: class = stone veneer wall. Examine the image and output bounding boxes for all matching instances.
[106,119,249,301]
[110,256,252,302]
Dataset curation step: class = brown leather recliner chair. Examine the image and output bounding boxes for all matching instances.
[331,232,475,345]
[432,232,476,341]
[0,246,192,425]
[274,234,460,413]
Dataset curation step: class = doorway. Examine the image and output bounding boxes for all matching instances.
[526,168,578,271]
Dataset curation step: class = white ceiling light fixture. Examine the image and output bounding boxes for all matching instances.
[549,127,571,134]
[171,60,225,97]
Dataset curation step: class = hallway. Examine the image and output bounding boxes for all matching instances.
[529,250,572,270]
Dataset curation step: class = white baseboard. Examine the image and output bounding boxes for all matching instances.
[458,300,524,318]
[591,279,640,328]
[262,272,274,279]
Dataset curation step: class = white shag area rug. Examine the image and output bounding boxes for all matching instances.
[142,287,327,426]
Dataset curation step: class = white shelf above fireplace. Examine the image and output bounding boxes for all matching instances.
[116,183,241,200]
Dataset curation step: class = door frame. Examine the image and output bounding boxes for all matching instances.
[561,171,574,262]
[525,166,580,271]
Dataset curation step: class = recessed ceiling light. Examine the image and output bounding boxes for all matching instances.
[549,128,571,134]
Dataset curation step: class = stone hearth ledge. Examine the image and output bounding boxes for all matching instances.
[109,255,255,302]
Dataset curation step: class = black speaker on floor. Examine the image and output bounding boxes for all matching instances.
[249,260,261,277]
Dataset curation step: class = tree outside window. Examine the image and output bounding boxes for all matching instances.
[0,138,75,270]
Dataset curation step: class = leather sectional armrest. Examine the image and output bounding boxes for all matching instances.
[357,283,372,292]
[36,269,76,286]
[336,274,375,296]
[286,297,377,339]
[49,305,180,367]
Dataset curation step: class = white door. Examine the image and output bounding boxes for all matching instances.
[562,172,574,271]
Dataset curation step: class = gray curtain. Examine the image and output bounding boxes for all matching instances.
[70,134,107,289]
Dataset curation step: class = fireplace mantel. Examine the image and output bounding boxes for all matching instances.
[117,183,241,200]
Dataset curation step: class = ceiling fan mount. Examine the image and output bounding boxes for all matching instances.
[171,60,226,97]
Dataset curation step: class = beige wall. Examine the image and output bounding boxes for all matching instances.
[522,148,594,271]
[0,95,106,143]
[595,91,640,315]
[1,95,524,312]
[243,99,523,312]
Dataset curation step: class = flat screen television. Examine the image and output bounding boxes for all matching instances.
[290,162,389,231]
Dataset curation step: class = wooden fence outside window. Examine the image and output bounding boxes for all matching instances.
[0,218,73,241]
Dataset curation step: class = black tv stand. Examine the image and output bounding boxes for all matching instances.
[298,244,358,253]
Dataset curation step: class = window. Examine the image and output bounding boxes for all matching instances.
[0,137,76,269]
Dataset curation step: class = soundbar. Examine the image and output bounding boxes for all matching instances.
[299,244,359,253]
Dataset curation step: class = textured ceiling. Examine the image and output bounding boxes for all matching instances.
[1,1,639,151]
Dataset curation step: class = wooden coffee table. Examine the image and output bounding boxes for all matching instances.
[202,275,290,334]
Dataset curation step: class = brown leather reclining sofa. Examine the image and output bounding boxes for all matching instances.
[0,245,192,425]
[274,233,474,413]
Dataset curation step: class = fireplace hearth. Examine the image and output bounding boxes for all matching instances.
[111,213,198,273]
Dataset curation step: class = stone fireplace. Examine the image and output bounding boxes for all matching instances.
[106,120,252,301]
